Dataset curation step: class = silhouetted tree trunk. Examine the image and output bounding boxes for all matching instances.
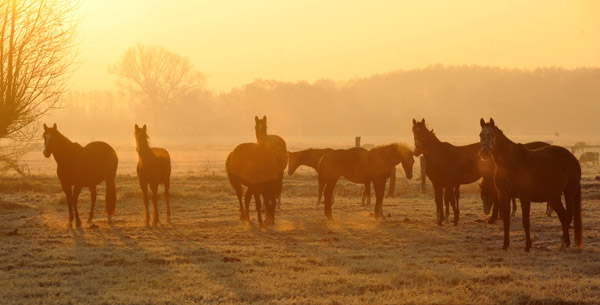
[0,0,80,174]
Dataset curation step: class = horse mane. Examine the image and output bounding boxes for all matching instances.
[371,143,413,159]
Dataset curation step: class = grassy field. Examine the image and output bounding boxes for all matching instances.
[1,166,599,304]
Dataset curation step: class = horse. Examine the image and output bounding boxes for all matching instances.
[479,118,582,251]
[287,148,377,207]
[412,118,487,225]
[134,124,171,227]
[255,116,287,208]
[42,123,118,228]
[572,142,586,154]
[579,152,599,165]
[480,141,552,223]
[318,143,414,220]
[226,142,279,226]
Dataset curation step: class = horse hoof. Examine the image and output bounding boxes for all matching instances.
[558,238,567,250]
[524,247,530,252]
[487,219,497,224]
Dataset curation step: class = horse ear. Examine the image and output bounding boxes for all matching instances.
[263,115,267,122]
[412,119,417,126]
[43,123,48,130]
[489,118,495,127]
[480,118,485,128]
[52,123,57,130]
[255,116,259,122]
[421,118,425,124]
[135,124,139,130]
[142,124,147,132]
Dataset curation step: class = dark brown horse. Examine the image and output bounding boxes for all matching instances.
[255,116,287,208]
[226,142,279,226]
[42,123,118,228]
[287,147,374,207]
[412,118,486,225]
[479,118,582,251]
[318,143,414,220]
[135,124,171,227]
[480,141,552,223]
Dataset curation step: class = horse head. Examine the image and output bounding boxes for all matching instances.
[42,123,58,158]
[255,115,267,140]
[134,124,148,152]
[479,118,496,160]
[411,118,434,155]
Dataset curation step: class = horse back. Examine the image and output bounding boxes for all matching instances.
[425,142,482,185]
[227,143,279,186]
[261,135,287,171]
[58,141,118,186]
[509,145,580,202]
[318,149,372,183]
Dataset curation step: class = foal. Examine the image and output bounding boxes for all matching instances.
[135,124,171,226]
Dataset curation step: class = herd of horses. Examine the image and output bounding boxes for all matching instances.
[41,116,586,252]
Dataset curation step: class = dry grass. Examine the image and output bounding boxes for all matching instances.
[1,166,600,304]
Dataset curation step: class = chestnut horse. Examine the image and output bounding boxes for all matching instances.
[226,142,279,226]
[135,124,171,227]
[318,143,414,220]
[255,116,287,208]
[287,148,374,207]
[42,123,118,227]
[479,118,582,251]
[480,141,551,223]
[412,118,487,225]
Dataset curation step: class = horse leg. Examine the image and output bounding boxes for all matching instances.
[520,199,532,252]
[243,187,253,223]
[87,185,97,225]
[324,178,338,221]
[71,185,83,228]
[432,182,443,225]
[363,182,371,206]
[373,179,386,220]
[449,186,459,225]
[499,193,511,250]
[253,191,263,226]
[140,181,150,227]
[61,183,74,228]
[386,168,396,198]
[511,198,517,217]
[443,187,451,224]
[276,171,283,210]
[165,178,171,224]
[545,202,554,217]
[150,183,160,227]
[317,172,325,207]
[550,196,569,248]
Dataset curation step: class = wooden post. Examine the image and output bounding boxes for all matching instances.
[355,136,361,147]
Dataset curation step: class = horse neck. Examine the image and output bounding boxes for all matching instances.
[421,133,442,156]
[137,138,155,160]
[256,130,268,143]
[492,131,519,167]
[303,149,326,169]
[52,134,79,164]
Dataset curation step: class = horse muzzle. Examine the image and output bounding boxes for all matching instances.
[43,149,51,158]
[479,147,492,161]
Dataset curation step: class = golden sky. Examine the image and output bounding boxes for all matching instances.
[72,0,600,92]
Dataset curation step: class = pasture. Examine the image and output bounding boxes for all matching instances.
[1,161,600,304]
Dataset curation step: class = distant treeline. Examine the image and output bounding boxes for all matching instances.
[47,65,600,138]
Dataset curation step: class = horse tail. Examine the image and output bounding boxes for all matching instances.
[226,154,243,200]
[105,178,117,216]
[574,184,583,248]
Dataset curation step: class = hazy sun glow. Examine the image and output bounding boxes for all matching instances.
[73,0,600,92]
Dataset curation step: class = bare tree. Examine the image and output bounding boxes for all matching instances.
[0,0,80,172]
[109,43,206,106]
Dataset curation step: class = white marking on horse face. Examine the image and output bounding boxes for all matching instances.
[479,126,495,149]
[43,134,52,157]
